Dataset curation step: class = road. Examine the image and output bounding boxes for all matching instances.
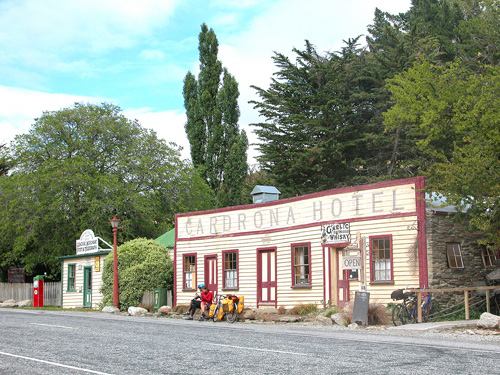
[0,309,499,374]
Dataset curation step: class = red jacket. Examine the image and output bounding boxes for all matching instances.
[201,291,213,304]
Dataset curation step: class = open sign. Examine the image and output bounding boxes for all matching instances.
[342,256,361,270]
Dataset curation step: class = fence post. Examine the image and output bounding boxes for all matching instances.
[417,291,422,323]
[464,290,469,320]
[486,289,490,313]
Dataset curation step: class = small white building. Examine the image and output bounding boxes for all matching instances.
[58,230,112,309]
[174,177,429,309]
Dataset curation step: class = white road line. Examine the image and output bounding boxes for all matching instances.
[30,323,73,329]
[209,343,313,356]
[0,351,114,375]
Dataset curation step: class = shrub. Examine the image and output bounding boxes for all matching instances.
[342,303,391,325]
[288,303,318,316]
[324,306,342,318]
[100,238,173,310]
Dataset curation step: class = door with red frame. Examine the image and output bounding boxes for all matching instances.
[204,255,217,294]
[336,250,350,308]
[257,249,277,306]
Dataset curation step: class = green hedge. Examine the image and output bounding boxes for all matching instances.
[100,238,173,310]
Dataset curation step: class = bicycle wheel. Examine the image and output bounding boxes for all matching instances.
[212,305,220,322]
[226,310,238,323]
[392,304,406,326]
[423,300,439,322]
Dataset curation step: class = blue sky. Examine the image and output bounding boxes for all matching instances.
[0,0,411,163]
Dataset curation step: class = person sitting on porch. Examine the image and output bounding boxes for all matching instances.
[184,284,213,321]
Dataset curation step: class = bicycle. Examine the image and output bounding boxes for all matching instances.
[391,288,439,326]
[211,294,240,323]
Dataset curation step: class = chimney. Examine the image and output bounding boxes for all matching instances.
[251,185,281,204]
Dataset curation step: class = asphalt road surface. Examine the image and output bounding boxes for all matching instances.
[1,309,499,374]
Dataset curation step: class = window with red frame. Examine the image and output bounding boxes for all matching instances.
[184,254,196,290]
[292,244,311,285]
[223,251,238,289]
[371,237,392,281]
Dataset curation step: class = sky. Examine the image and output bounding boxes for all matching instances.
[0,0,411,164]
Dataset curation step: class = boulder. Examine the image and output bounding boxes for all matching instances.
[243,309,256,320]
[17,300,32,307]
[477,312,500,329]
[348,323,360,329]
[0,303,17,308]
[4,299,15,304]
[128,306,148,316]
[315,316,333,325]
[158,306,172,315]
[102,306,120,314]
[331,313,346,326]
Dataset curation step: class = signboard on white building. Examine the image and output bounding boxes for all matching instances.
[76,230,99,255]
[321,223,351,245]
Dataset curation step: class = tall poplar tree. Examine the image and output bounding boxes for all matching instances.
[183,24,248,207]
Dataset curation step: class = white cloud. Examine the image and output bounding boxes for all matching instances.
[0,0,180,74]
[0,85,191,160]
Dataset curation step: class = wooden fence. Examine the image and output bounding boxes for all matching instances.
[141,290,173,309]
[0,282,61,306]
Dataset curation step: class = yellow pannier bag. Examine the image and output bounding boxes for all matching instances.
[222,297,234,312]
[237,295,244,314]
[217,308,224,321]
[209,303,216,318]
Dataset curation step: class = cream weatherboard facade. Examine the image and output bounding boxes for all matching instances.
[59,230,112,309]
[174,177,428,309]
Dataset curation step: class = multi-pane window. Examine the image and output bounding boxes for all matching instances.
[184,255,196,290]
[371,237,392,282]
[67,264,76,292]
[223,251,238,289]
[446,243,464,269]
[481,245,497,268]
[292,244,310,285]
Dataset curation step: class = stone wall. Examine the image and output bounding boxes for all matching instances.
[426,209,488,307]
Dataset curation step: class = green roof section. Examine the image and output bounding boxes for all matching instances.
[155,228,175,249]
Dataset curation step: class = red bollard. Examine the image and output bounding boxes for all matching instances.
[33,275,44,307]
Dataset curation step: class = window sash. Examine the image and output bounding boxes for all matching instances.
[371,238,391,281]
[446,243,464,269]
[67,264,76,291]
[184,255,196,289]
[482,246,497,268]
[224,252,238,288]
[293,245,310,285]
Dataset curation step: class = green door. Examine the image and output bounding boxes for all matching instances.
[83,266,92,307]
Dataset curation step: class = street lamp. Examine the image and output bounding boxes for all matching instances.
[110,216,120,309]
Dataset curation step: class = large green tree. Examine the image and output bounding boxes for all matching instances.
[0,102,213,280]
[384,60,500,244]
[183,23,248,207]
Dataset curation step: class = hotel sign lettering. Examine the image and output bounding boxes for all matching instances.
[180,185,411,239]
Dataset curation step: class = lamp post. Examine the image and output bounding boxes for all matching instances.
[110,216,120,309]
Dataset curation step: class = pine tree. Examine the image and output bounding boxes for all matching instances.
[183,24,248,206]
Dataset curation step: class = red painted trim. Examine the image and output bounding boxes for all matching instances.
[175,177,422,218]
[415,177,429,287]
[256,247,278,308]
[328,247,332,303]
[182,252,197,291]
[290,242,312,287]
[221,249,239,290]
[176,211,417,242]
[204,254,217,293]
[369,235,393,283]
[174,220,178,307]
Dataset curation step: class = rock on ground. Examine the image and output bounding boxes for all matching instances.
[0,303,17,307]
[242,309,256,320]
[102,306,120,314]
[348,323,360,329]
[128,306,148,316]
[158,306,172,315]
[3,299,15,304]
[331,313,346,326]
[316,316,333,325]
[17,300,32,307]
[477,312,500,329]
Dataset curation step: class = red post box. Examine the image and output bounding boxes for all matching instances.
[33,275,44,307]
